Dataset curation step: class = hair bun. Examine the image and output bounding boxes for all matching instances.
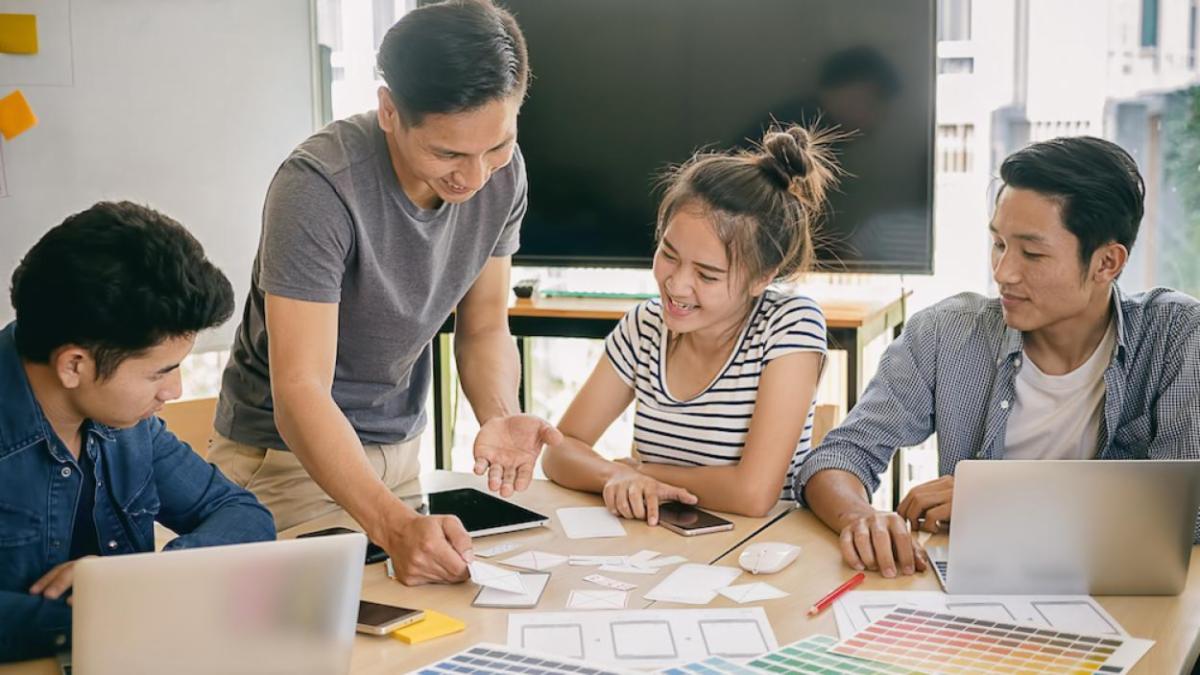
[758,127,812,189]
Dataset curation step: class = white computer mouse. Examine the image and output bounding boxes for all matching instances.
[738,542,801,574]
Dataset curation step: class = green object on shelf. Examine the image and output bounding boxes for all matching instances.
[541,289,659,300]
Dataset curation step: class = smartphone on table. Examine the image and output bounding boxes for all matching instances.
[656,502,734,536]
[296,526,389,564]
[356,601,424,635]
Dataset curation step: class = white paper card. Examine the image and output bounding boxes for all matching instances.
[599,564,660,575]
[500,551,568,571]
[567,589,628,610]
[644,564,743,605]
[717,582,789,603]
[642,555,688,569]
[474,573,550,608]
[557,507,627,539]
[469,560,527,594]
[627,550,660,566]
[569,555,627,566]
[584,574,637,591]
[475,542,521,558]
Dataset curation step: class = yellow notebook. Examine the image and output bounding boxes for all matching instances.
[391,609,465,645]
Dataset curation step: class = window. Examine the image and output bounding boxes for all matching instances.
[1142,0,1160,48]
[937,0,972,41]
[936,124,975,173]
[938,57,975,74]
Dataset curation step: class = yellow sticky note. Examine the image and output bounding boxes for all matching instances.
[390,609,465,645]
[0,89,37,140]
[0,14,38,54]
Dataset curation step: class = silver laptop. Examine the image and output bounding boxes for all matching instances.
[71,533,366,675]
[927,460,1200,595]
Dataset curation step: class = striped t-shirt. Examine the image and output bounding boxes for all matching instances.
[604,289,828,500]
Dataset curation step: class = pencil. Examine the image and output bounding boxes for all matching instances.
[806,572,866,616]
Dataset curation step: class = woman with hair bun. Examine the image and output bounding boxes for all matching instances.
[542,125,842,521]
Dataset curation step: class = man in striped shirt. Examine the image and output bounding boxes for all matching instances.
[797,137,1200,578]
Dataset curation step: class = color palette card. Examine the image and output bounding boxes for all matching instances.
[831,606,1155,674]
[659,635,919,675]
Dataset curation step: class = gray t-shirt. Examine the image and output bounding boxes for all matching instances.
[215,112,524,449]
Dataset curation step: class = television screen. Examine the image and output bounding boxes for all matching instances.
[502,0,935,273]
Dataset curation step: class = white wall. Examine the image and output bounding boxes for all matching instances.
[0,0,318,351]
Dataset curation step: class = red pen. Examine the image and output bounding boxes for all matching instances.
[806,572,866,616]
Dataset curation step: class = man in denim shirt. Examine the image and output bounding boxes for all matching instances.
[0,202,275,662]
[797,137,1200,578]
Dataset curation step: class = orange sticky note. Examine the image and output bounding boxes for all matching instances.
[390,609,465,644]
[0,14,38,54]
[0,90,37,140]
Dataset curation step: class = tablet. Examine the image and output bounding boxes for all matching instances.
[402,487,550,537]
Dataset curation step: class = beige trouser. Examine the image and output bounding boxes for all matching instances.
[208,432,421,532]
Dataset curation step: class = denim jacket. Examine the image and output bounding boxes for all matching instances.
[0,322,276,662]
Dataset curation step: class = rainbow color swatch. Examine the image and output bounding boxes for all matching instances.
[830,606,1154,674]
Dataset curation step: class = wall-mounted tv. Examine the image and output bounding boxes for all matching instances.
[502,0,935,273]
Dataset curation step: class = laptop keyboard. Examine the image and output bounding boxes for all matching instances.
[417,644,628,674]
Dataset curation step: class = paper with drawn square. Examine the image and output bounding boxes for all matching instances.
[474,572,550,608]
[500,550,568,571]
[644,564,742,605]
[717,582,789,604]
[469,560,527,595]
[507,607,777,669]
[557,507,627,539]
[832,591,1129,638]
[567,589,628,609]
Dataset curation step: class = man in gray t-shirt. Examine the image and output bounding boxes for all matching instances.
[210,0,561,586]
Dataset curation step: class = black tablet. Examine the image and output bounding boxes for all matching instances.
[403,487,550,537]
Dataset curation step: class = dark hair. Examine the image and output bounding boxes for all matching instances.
[999,136,1145,266]
[818,46,901,100]
[656,124,844,286]
[377,0,529,126]
[10,201,235,378]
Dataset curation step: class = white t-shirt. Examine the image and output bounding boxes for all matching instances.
[604,289,828,500]
[1003,321,1117,460]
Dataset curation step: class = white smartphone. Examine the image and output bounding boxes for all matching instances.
[657,502,734,536]
[355,600,425,635]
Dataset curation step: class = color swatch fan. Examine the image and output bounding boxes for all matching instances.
[831,606,1154,674]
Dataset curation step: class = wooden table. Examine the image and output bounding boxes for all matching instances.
[712,509,1200,675]
[6,471,1197,674]
[432,293,909,476]
[289,471,794,674]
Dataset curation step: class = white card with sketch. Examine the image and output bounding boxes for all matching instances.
[507,607,777,669]
[833,591,1129,637]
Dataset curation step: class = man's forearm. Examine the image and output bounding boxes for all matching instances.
[274,385,418,539]
[804,469,878,533]
[455,330,521,423]
[0,591,71,662]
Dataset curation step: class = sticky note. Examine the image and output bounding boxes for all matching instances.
[390,609,465,644]
[0,90,37,140]
[0,14,38,54]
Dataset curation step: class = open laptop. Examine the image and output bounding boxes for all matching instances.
[927,460,1200,595]
[70,533,365,675]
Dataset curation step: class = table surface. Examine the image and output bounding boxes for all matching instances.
[4,471,1196,674]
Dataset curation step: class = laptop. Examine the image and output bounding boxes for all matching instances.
[402,487,550,537]
[927,460,1200,595]
[70,533,365,675]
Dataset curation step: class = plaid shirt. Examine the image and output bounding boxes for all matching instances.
[795,286,1200,543]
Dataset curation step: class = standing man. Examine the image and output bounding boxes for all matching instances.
[797,136,1200,577]
[210,0,560,586]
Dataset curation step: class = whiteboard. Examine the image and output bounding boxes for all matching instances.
[0,0,318,352]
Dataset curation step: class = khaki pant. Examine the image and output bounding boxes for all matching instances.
[208,432,421,532]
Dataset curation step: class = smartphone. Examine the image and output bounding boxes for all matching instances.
[356,600,424,635]
[296,526,389,564]
[657,502,734,536]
